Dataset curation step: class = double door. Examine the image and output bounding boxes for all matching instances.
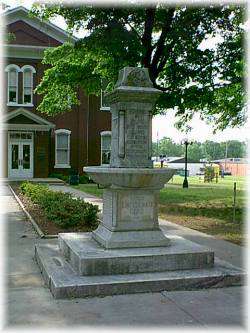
[8,132,33,178]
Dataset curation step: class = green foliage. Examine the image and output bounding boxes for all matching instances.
[152,137,183,157]
[79,174,91,184]
[31,4,246,130]
[152,138,246,161]
[204,166,215,182]
[5,32,16,43]
[20,182,99,228]
[49,173,69,183]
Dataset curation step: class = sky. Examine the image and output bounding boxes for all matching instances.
[3,0,249,143]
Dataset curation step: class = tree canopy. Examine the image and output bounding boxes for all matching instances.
[152,138,246,161]
[31,3,246,131]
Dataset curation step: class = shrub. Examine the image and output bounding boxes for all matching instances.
[79,174,90,184]
[48,173,69,183]
[79,173,95,184]
[20,182,99,229]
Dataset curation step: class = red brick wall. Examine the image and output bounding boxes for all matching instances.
[8,20,61,47]
[5,19,111,178]
[222,163,247,177]
[34,131,50,177]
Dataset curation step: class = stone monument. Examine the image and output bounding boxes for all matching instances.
[84,67,175,249]
[35,67,244,299]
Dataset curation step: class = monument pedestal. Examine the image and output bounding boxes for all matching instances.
[58,233,214,275]
[35,66,245,299]
[35,233,244,299]
[90,180,173,248]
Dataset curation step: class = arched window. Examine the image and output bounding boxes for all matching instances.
[21,65,36,105]
[5,64,20,104]
[54,129,71,168]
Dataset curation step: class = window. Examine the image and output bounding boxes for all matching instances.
[8,69,18,103]
[21,65,36,105]
[100,89,110,111]
[100,79,110,111]
[5,64,36,106]
[55,129,71,168]
[5,64,20,104]
[101,131,111,165]
[23,69,32,104]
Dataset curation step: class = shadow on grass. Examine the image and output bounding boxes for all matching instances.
[159,204,245,224]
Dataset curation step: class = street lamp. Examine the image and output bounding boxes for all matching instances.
[181,138,193,188]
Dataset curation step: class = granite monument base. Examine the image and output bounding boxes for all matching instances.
[35,233,244,299]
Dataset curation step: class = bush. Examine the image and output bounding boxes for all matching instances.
[49,173,69,183]
[20,182,99,229]
[79,174,90,184]
[79,173,95,184]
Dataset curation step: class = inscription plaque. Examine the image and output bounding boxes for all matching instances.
[120,193,154,221]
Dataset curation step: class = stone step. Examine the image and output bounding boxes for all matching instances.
[35,242,245,299]
[58,233,214,276]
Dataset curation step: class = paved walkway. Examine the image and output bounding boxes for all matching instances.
[3,184,246,328]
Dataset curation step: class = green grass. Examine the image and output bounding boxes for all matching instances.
[72,175,246,245]
[169,175,246,190]
[73,184,103,197]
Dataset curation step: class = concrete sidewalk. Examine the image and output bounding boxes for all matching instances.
[3,184,246,328]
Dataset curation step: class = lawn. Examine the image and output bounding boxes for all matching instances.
[73,175,246,246]
[169,175,246,190]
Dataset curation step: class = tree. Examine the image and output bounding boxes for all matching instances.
[31,3,246,130]
[188,142,205,162]
[220,140,246,158]
[152,137,183,157]
[152,138,246,161]
[202,140,224,161]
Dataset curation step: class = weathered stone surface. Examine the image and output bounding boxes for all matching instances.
[83,167,175,189]
[35,66,246,301]
[91,225,170,249]
[104,67,162,168]
[84,67,175,249]
[83,167,176,249]
[58,233,214,276]
[114,67,153,88]
[35,242,245,299]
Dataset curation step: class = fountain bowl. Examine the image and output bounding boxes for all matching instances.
[84,166,176,189]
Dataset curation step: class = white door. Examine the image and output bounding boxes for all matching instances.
[8,132,33,179]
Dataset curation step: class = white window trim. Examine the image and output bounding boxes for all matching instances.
[21,65,36,106]
[54,129,71,168]
[100,89,110,111]
[5,64,20,105]
[20,65,36,73]
[100,130,111,166]
[7,103,34,107]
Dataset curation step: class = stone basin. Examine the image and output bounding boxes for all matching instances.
[84,166,176,189]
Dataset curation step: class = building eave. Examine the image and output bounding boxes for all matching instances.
[3,108,55,128]
[3,5,78,44]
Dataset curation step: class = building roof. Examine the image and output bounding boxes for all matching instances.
[167,157,204,164]
[212,158,248,164]
[3,5,78,44]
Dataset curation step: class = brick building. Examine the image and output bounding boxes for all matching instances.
[2,6,111,179]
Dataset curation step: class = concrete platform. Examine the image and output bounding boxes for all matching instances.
[58,233,214,275]
[4,184,246,326]
[1,177,65,185]
[35,241,245,299]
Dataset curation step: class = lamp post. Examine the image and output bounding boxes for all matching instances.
[181,138,193,188]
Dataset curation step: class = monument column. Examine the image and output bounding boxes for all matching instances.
[84,67,175,248]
